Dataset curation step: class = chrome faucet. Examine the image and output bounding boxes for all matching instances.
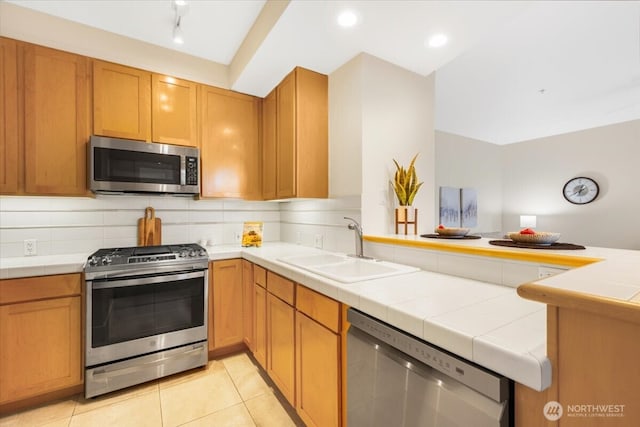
[344,217,371,259]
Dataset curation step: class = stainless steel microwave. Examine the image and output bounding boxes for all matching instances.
[88,136,200,195]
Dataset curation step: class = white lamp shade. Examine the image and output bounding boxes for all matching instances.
[519,215,537,228]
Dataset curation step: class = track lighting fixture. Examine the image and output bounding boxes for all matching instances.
[172,0,188,45]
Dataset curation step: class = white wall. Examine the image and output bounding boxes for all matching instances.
[328,55,363,198]
[361,54,435,235]
[502,119,640,249]
[435,131,503,234]
[436,119,640,249]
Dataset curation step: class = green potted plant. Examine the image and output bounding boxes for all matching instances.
[391,153,423,233]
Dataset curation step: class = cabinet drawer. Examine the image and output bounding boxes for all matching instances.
[267,272,294,305]
[0,274,82,305]
[296,285,340,333]
[254,265,266,288]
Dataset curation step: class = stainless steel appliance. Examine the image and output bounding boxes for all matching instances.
[84,244,209,398]
[347,309,512,427]
[88,135,200,195]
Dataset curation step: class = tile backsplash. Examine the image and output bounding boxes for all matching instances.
[0,195,362,258]
[279,195,361,254]
[0,195,281,258]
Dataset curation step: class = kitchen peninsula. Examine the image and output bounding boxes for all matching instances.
[2,236,639,425]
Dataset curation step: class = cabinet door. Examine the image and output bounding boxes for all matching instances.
[93,60,151,141]
[276,70,296,199]
[152,74,197,147]
[295,68,328,198]
[242,260,255,351]
[267,293,295,405]
[0,296,82,404]
[211,259,244,349]
[296,312,340,427]
[199,85,261,199]
[0,38,19,194]
[254,283,267,369]
[23,44,89,195]
[262,88,277,200]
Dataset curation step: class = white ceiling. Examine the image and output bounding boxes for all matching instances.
[7,0,640,145]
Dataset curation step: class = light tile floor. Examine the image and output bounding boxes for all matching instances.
[0,352,304,427]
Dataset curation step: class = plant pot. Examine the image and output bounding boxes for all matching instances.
[395,206,417,235]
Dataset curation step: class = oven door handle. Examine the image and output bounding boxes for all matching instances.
[85,263,207,281]
[91,270,205,290]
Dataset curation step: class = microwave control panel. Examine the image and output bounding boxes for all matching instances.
[185,157,199,186]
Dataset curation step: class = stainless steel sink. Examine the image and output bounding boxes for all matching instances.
[278,253,419,283]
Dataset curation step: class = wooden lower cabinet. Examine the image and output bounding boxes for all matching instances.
[296,312,340,427]
[266,292,296,405]
[0,274,82,408]
[241,260,255,352]
[209,259,243,352]
[254,283,267,369]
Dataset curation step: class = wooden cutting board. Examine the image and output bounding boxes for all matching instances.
[137,207,162,246]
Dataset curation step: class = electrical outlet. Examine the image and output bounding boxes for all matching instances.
[234,232,242,244]
[24,239,37,256]
[538,266,567,279]
[314,234,323,249]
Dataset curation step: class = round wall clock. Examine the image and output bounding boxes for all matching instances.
[563,177,599,205]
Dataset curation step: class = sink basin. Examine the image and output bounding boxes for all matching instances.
[278,254,419,283]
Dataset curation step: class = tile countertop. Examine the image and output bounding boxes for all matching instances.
[4,237,638,391]
[366,234,640,304]
[0,242,552,392]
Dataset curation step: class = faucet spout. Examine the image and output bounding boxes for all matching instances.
[344,217,365,258]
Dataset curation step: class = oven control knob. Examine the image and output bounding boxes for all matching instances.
[198,249,206,257]
[188,249,196,257]
[179,250,188,258]
[103,255,112,265]
[88,256,98,266]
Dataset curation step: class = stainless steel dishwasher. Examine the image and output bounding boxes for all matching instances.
[347,309,512,427]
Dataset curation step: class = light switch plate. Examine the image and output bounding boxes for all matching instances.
[314,234,323,249]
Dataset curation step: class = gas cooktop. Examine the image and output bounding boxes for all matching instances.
[85,243,208,273]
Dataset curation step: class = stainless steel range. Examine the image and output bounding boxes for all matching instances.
[83,243,209,398]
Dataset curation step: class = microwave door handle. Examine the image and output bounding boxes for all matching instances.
[92,270,205,290]
[181,156,186,185]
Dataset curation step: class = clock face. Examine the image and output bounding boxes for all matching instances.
[563,177,599,205]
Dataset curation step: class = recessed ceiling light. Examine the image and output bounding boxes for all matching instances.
[337,10,358,28]
[427,33,448,48]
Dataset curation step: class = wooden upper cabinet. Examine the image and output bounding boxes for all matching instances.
[93,60,151,141]
[273,67,328,199]
[276,71,296,198]
[0,37,19,194]
[23,44,89,196]
[199,85,262,199]
[152,74,197,147]
[262,88,277,200]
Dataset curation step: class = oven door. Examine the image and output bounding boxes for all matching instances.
[86,269,208,367]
